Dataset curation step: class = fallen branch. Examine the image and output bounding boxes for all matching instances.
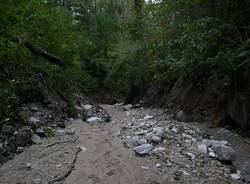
[48,147,82,184]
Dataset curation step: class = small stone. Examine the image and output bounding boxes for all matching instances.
[209,152,216,158]
[65,128,75,135]
[69,118,74,121]
[197,143,208,154]
[151,135,161,143]
[156,163,162,168]
[230,173,240,180]
[30,106,39,112]
[144,115,154,120]
[83,104,92,110]
[146,132,154,141]
[171,128,178,133]
[56,130,65,135]
[31,134,41,144]
[87,117,104,124]
[154,147,166,153]
[16,146,24,153]
[26,163,32,169]
[176,110,186,121]
[56,164,62,168]
[134,144,153,156]
[166,161,173,167]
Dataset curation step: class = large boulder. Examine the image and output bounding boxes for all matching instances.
[202,139,236,161]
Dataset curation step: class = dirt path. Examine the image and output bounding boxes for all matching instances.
[64,105,163,184]
[0,104,250,184]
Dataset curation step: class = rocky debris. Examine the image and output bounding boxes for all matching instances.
[87,117,104,124]
[1,125,15,135]
[134,144,153,156]
[84,105,110,123]
[176,110,186,121]
[116,106,246,183]
[202,139,236,161]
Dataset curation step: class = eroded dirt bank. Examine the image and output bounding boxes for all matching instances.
[0,104,250,184]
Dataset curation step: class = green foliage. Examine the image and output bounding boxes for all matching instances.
[1,0,250,122]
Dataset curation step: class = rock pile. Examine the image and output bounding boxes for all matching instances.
[116,104,246,183]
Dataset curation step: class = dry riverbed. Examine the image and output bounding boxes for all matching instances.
[0,104,250,184]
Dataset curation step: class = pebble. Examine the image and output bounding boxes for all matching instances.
[26,163,32,169]
[151,135,161,143]
[156,163,162,168]
[209,152,216,158]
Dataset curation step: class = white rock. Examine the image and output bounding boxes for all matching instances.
[171,128,178,133]
[82,104,92,110]
[87,117,104,124]
[151,135,161,143]
[144,115,154,120]
[26,163,32,169]
[197,143,208,154]
[156,163,162,168]
[209,152,216,158]
[230,173,241,180]
[154,147,166,153]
